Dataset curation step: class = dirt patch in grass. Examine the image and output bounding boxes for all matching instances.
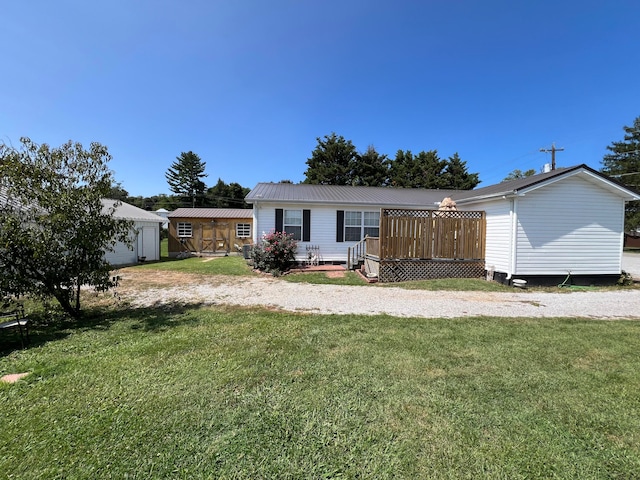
[114,269,244,294]
[325,271,346,278]
[1,372,30,384]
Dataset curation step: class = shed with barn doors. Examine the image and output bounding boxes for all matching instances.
[167,208,253,257]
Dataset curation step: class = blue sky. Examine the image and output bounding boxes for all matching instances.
[2,0,639,197]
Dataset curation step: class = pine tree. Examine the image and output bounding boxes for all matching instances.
[442,153,480,189]
[165,151,208,207]
[352,145,389,186]
[601,116,640,231]
[303,133,358,185]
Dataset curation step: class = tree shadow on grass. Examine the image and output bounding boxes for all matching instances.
[0,301,214,357]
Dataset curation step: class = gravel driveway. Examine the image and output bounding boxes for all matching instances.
[120,270,640,320]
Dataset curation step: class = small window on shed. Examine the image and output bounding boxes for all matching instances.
[177,222,193,238]
[236,223,251,238]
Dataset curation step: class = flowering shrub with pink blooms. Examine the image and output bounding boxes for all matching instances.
[250,231,298,276]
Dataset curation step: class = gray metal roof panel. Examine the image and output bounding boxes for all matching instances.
[453,164,640,202]
[246,183,460,207]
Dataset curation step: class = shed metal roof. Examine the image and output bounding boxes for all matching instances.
[168,208,253,219]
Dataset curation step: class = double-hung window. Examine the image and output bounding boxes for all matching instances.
[363,211,380,238]
[344,211,379,241]
[177,222,193,238]
[284,209,302,241]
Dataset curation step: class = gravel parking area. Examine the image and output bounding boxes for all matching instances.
[118,270,640,320]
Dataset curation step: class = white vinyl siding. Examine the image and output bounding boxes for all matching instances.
[514,176,623,275]
[105,220,160,266]
[255,204,381,262]
[462,199,512,275]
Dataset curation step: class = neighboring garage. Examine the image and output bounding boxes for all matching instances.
[102,199,165,266]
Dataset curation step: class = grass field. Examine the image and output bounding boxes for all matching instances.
[2,304,640,478]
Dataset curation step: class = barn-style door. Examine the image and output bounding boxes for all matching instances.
[200,223,215,253]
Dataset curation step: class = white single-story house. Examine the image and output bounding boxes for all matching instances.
[102,200,165,266]
[246,182,459,264]
[245,165,640,285]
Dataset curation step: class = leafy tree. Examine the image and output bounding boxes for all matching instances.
[303,133,359,185]
[165,151,208,207]
[352,146,389,186]
[125,194,180,211]
[503,168,537,182]
[0,138,131,318]
[441,153,480,190]
[601,116,640,231]
[108,182,129,201]
[206,178,250,208]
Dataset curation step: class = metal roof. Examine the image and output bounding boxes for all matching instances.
[246,165,640,207]
[102,199,166,222]
[453,164,640,203]
[168,208,253,219]
[245,183,460,207]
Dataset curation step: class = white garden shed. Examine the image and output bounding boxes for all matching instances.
[102,200,164,266]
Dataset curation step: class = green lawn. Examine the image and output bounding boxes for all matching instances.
[135,254,254,276]
[2,306,640,478]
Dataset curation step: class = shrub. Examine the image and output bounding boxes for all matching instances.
[250,231,298,276]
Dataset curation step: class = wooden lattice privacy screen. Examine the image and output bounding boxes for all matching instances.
[379,208,486,260]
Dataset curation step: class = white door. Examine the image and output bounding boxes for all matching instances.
[141,226,159,261]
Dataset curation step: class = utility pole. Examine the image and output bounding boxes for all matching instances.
[540,143,564,170]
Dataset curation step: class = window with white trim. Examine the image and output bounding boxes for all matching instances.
[177,222,193,238]
[236,223,251,238]
[284,209,302,241]
[344,211,379,241]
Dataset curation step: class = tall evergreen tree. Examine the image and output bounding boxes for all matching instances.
[387,150,416,187]
[601,116,640,231]
[442,153,480,189]
[303,133,358,185]
[352,145,389,186]
[388,150,449,188]
[165,151,208,207]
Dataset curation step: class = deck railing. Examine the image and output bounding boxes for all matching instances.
[347,235,380,270]
[347,237,366,270]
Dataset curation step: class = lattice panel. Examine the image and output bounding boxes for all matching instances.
[379,260,485,283]
[382,209,484,220]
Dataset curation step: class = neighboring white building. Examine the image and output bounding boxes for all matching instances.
[102,200,165,266]
[154,208,171,229]
[245,165,640,285]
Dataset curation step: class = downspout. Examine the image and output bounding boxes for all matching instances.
[252,202,259,243]
[508,198,517,280]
